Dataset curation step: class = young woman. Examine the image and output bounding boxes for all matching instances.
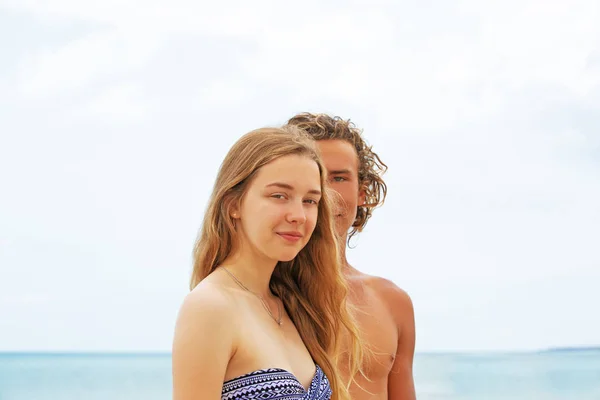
[172,126,364,400]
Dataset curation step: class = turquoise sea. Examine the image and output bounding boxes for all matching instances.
[1,351,599,399]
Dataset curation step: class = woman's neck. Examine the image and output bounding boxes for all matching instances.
[219,244,277,298]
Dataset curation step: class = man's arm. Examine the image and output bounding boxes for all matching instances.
[384,282,417,400]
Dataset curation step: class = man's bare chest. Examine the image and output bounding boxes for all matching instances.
[353,291,398,378]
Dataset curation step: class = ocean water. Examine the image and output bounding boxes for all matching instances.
[1,351,599,399]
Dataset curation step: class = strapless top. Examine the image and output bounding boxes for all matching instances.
[221,365,331,400]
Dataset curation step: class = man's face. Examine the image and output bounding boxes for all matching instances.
[315,139,365,238]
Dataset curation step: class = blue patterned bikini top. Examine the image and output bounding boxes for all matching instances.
[221,364,332,400]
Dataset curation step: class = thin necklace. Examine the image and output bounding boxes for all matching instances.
[221,267,283,326]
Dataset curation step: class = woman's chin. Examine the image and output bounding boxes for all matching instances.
[274,250,302,263]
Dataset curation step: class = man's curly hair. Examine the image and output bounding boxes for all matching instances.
[287,112,388,240]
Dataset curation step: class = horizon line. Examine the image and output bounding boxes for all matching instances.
[1,346,598,356]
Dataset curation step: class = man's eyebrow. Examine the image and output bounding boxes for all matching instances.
[328,169,352,175]
[266,182,321,196]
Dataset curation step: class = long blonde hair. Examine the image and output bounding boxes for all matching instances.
[190,125,363,400]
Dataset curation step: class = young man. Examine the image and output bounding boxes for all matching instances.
[287,113,417,400]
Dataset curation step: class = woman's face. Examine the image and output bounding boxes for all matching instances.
[234,154,322,263]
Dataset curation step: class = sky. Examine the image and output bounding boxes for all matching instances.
[0,0,599,353]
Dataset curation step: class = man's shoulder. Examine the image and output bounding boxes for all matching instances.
[370,275,412,305]
[356,272,414,322]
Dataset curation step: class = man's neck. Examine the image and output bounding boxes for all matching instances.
[338,233,361,277]
[342,261,361,277]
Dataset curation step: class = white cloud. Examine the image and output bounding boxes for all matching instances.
[16,27,162,99]
[1,0,599,352]
[75,82,149,120]
[194,79,250,109]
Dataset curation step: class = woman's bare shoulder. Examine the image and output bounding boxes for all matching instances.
[172,282,239,399]
[176,280,237,329]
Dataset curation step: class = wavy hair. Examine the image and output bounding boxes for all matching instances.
[287,113,388,242]
[190,125,364,400]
